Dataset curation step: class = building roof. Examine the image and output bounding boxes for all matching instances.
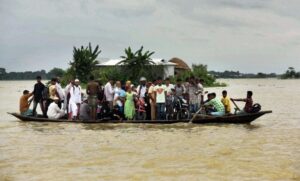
[97,58,177,66]
[169,57,191,70]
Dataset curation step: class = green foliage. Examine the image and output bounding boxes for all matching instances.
[114,46,164,84]
[68,42,101,83]
[281,67,300,79]
[47,67,66,79]
[169,63,226,87]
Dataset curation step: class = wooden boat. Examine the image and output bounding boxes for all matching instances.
[8,110,272,124]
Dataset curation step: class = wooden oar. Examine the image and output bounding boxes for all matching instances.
[231,99,241,114]
[189,106,204,123]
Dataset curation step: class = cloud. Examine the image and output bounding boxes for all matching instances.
[0,0,300,73]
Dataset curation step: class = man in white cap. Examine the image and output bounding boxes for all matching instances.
[47,97,65,119]
[137,77,147,98]
[68,79,82,120]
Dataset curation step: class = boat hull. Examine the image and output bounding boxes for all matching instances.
[8,111,272,124]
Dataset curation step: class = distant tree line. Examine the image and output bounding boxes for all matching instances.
[0,67,65,80]
[209,70,278,79]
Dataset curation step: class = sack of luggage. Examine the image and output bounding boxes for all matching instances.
[251,103,261,113]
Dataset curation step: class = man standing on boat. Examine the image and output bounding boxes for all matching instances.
[68,79,82,120]
[87,75,99,120]
[55,77,65,109]
[104,78,114,111]
[154,77,167,120]
[32,76,45,117]
[19,90,34,116]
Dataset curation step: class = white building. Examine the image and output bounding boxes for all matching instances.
[96,58,177,78]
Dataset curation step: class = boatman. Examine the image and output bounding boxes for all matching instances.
[231,91,253,113]
[19,90,33,116]
[47,97,65,119]
[86,75,99,120]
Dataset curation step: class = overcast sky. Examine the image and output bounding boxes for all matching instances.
[1,0,300,73]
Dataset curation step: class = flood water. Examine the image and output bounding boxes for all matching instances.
[0,79,299,180]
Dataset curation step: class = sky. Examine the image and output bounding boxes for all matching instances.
[0,0,300,73]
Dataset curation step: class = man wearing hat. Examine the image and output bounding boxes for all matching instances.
[68,79,82,120]
[137,77,147,98]
[47,97,65,119]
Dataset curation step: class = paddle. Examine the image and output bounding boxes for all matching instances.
[230,99,241,114]
[189,105,204,123]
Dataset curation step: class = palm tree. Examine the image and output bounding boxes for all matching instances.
[119,46,162,82]
[69,42,101,83]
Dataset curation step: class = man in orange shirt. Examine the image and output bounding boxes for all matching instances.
[19,90,33,116]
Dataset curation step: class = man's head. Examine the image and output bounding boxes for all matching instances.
[165,78,170,85]
[23,90,30,95]
[157,77,162,85]
[199,79,204,84]
[108,77,114,84]
[53,97,60,104]
[140,77,147,85]
[207,93,213,100]
[51,78,57,85]
[176,78,182,86]
[36,76,42,83]
[247,91,253,98]
[211,92,216,99]
[75,79,80,86]
[116,81,121,88]
[222,90,227,98]
[189,76,195,84]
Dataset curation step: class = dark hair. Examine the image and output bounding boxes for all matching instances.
[51,78,57,82]
[222,90,227,94]
[89,75,95,80]
[211,92,216,97]
[36,76,42,80]
[23,90,29,95]
[247,91,253,96]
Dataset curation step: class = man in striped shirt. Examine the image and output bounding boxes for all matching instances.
[204,93,225,116]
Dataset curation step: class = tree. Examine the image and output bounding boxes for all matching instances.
[281,67,299,79]
[0,68,6,80]
[47,68,66,79]
[67,42,101,83]
[118,46,164,83]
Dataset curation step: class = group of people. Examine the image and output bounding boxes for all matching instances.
[19,75,255,121]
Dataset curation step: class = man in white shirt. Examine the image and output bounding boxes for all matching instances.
[68,79,82,120]
[137,77,147,98]
[55,77,65,108]
[154,77,167,120]
[47,97,65,119]
[64,79,74,111]
[104,79,114,111]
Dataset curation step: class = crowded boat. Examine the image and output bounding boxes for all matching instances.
[19,75,261,121]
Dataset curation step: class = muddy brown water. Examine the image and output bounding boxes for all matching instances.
[0,79,299,180]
